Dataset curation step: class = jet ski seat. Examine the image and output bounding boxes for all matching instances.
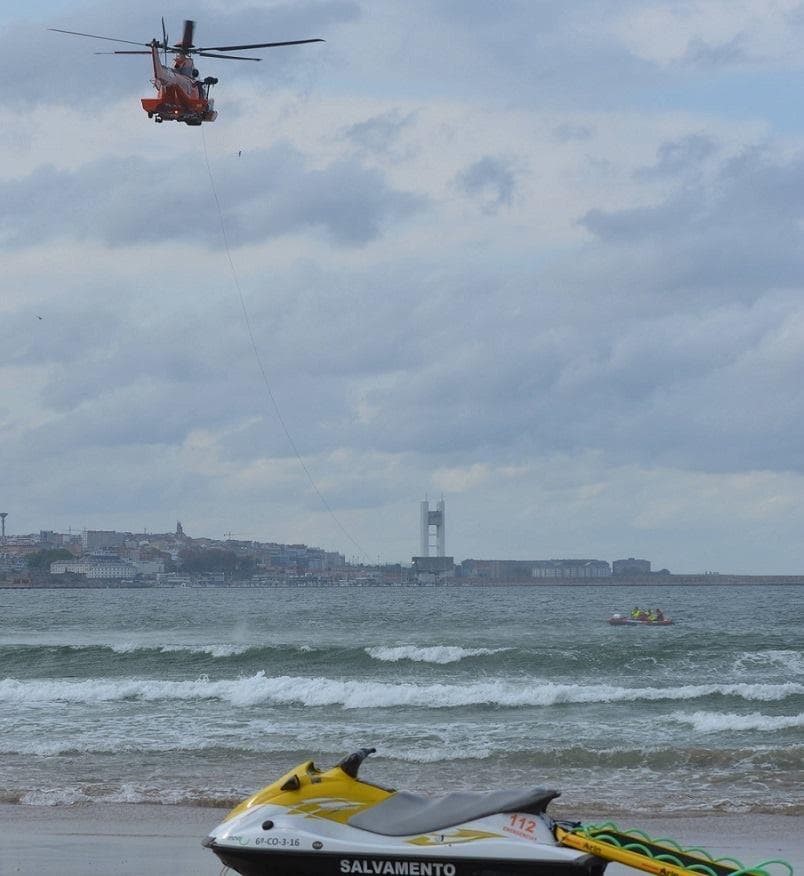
[348,787,560,836]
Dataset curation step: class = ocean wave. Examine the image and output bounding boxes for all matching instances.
[732,650,804,676]
[5,772,802,816]
[365,645,508,664]
[16,783,231,807]
[6,735,798,773]
[1,673,801,709]
[671,711,804,734]
[1,641,512,665]
[3,640,508,663]
[110,642,260,657]
[0,641,297,658]
[0,737,218,757]
[0,729,802,777]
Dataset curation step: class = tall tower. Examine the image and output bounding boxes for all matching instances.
[0,513,7,542]
[420,499,446,557]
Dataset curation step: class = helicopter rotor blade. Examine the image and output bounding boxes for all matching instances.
[96,50,152,55]
[196,38,324,51]
[48,27,149,48]
[196,51,261,61]
[162,17,169,63]
[175,19,195,51]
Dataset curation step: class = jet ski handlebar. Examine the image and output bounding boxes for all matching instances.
[337,747,377,778]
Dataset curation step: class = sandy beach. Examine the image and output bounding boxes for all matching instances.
[0,804,799,875]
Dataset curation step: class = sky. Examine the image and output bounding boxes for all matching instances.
[2,0,804,573]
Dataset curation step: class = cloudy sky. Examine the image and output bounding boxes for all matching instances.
[2,0,804,573]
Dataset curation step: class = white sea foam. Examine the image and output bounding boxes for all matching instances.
[0,736,498,761]
[19,784,196,806]
[105,640,255,657]
[106,782,190,804]
[105,641,141,654]
[671,711,804,734]
[3,636,256,657]
[2,673,801,709]
[365,645,507,664]
[20,787,95,806]
[733,650,804,676]
[1,735,215,756]
[158,643,252,657]
[379,743,496,763]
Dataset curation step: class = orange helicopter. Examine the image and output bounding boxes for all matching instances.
[49,19,323,125]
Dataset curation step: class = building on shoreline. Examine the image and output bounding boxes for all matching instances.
[50,555,165,579]
[460,558,612,580]
[612,557,651,576]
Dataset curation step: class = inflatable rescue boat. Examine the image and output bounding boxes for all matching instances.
[608,614,673,626]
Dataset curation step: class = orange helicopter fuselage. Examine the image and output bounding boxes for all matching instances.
[141,43,216,125]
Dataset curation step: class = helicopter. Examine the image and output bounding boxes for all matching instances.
[49,19,323,125]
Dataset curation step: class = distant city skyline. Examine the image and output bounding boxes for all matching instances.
[0,512,749,575]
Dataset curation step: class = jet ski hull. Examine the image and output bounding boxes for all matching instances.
[206,802,607,876]
[206,842,607,876]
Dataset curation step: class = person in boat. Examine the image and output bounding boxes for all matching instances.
[655,608,664,622]
[630,607,641,619]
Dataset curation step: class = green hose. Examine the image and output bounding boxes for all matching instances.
[572,821,794,876]
[727,863,794,876]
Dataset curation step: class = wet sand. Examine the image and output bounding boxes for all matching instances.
[0,804,799,875]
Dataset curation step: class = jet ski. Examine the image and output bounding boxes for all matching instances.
[206,748,795,876]
[204,747,608,876]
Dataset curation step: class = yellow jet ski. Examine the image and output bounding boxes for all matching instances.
[204,748,791,876]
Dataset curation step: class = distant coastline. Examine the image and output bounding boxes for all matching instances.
[2,573,803,589]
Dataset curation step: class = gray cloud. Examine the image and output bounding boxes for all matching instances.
[581,146,804,298]
[681,35,753,69]
[0,143,424,249]
[342,109,417,157]
[638,133,719,178]
[5,142,802,487]
[454,155,519,213]
[581,198,692,242]
[376,0,661,110]
[10,259,804,471]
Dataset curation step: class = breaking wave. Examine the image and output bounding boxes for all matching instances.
[2,673,800,709]
[3,735,800,775]
[365,645,508,664]
[0,641,511,666]
[0,641,297,658]
[671,711,804,734]
[16,783,229,807]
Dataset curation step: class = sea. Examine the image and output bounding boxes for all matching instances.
[1,584,801,818]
